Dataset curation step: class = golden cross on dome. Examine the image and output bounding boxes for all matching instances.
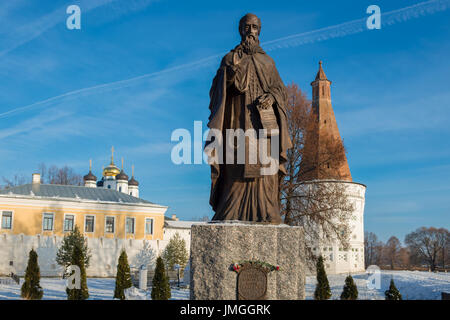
[89,159,92,171]
[132,164,134,177]
[121,157,124,170]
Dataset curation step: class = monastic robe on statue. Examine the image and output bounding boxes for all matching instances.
[206,44,292,223]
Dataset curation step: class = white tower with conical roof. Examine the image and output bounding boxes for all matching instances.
[302,61,366,274]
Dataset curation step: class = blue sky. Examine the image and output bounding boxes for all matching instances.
[0,0,449,243]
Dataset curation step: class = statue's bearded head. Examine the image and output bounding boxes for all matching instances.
[239,13,261,52]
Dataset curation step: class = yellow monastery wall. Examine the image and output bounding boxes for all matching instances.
[0,203,164,240]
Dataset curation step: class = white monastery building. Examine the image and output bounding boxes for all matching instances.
[0,150,197,277]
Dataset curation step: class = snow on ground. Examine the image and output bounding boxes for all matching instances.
[0,271,448,300]
[0,278,117,300]
[305,270,450,300]
[0,277,189,300]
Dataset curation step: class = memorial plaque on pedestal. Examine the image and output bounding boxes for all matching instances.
[237,264,268,300]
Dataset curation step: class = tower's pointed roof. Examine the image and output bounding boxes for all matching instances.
[314,61,329,81]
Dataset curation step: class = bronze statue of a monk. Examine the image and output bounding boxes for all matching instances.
[205,13,292,224]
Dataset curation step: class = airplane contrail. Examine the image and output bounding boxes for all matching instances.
[0,0,117,58]
[0,0,157,58]
[0,0,448,120]
[263,0,450,51]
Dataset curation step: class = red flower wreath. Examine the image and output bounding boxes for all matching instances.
[230,260,280,273]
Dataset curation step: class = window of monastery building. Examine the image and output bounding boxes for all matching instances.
[126,217,135,234]
[64,215,74,232]
[85,215,95,233]
[106,216,115,233]
[145,218,154,235]
[43,213,54,231]
[1,211,12,229]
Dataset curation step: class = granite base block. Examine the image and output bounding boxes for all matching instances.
[189,222,306,300]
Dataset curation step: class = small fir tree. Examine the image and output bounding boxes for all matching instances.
[314,256,331,300]
[162,232,188,275]
[21,249,44,300]
[114,249,133,300]
[56,225,91,277]
[151,256,171,300]
[66,244,89,300]
[385,278,402,300]
[340,275,358,300]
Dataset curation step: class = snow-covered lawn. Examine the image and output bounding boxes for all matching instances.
[1,270,448,300]
[305,270,450,300]
[0,277,189,300]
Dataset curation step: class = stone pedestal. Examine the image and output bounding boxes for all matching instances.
[190,222,306,300]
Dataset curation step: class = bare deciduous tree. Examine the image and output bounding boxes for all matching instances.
[405,227,450,271]
[46,165,83,186]
[280,83,311,223]
[364,231,384,268]
[280,83,354,264]
[290,181,354,248]
[2,164,83,188]
[2,174,27,189]
[397,247,411,269]
[37,162,47,183]
[383,236,402,269]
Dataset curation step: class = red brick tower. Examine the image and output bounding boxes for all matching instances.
[301,61,352,182]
